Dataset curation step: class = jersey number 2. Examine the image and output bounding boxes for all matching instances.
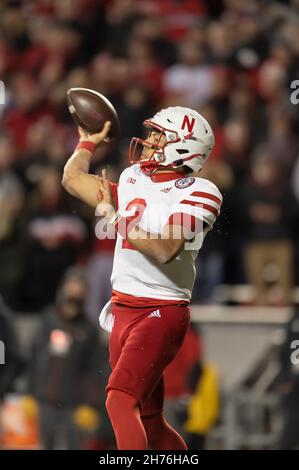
[122,198,147,250]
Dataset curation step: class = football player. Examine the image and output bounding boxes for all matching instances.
[62,106,222,449]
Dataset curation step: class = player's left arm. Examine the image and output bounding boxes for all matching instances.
[126,181,222,264]
[126,224,194,264]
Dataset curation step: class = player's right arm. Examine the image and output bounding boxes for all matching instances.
[62,122,111,208]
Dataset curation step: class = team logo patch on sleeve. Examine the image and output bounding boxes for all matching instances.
[175,177,195,189]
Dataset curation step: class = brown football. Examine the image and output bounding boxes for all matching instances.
[66,87,120,139]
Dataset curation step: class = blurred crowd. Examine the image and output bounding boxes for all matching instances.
[1,0,299,312]
[1,0,299,311]
[1,0,299,450]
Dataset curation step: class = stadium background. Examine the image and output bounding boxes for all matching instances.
[1,0,299,450]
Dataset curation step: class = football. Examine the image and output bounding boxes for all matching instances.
[66,87,120,140]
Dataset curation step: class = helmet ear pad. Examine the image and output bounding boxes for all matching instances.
[161,137,210,172]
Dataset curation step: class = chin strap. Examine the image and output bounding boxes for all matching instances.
[140,154,189,175]
[140,160,161,176]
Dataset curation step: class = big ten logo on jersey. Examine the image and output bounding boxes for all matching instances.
[126,177,136,184]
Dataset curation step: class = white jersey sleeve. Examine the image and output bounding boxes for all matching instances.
[168,178,223,231]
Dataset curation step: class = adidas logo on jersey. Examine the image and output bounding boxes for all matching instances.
[160,187,172,193]
[148,310,161,318]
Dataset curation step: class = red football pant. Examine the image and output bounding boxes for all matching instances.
[105,303,190,449]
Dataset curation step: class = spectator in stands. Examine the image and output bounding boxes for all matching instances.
[0,132,17,175]
[244,151,298,305]
[127,38,165,103]
[222,118,251,182]
[131,16,177,67]
[16,166,89,312]
[163,39,215,107]
[3,73,56,152]
[0,174,26,309]
[116,85,154,149]
[27,267,104,450]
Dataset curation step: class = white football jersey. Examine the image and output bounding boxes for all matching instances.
[110,164,222,302]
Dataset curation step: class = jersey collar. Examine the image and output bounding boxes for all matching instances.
[150,170,185,183]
